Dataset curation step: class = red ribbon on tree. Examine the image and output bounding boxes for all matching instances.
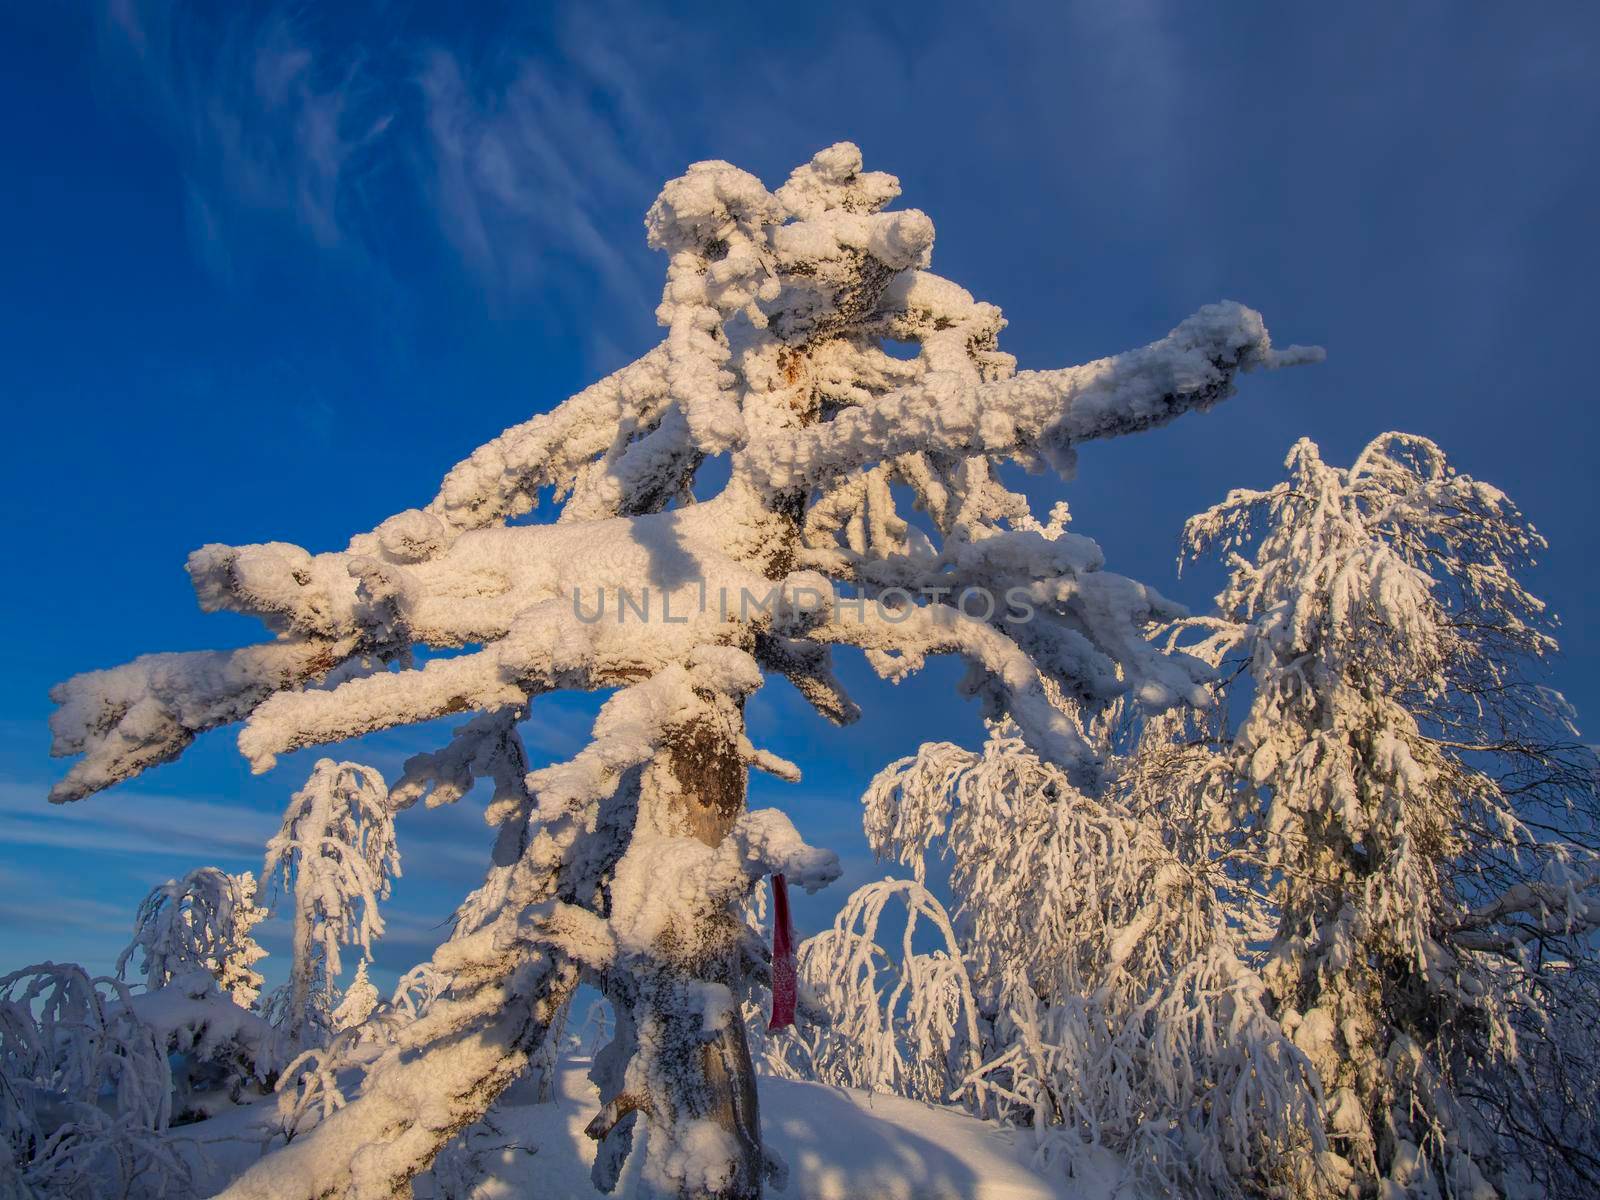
[767,873,797,1030]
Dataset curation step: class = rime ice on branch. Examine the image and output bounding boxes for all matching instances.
[47,143,1316,1199]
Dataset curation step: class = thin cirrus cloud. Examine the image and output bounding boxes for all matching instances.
[0,778,280,865]
[100,0,388,276]
[415,47,657,310]
[0,770,507,889]
[0,863,139,941]
[97,0,673,311]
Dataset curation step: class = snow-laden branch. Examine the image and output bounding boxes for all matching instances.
[1447,867,1600,954]
[56,138,1318,809]
[806,596,1101,775]
[738,301,1321,493]
[223,949,578,1200]
[425,343,672,533]
[48,638,354,803]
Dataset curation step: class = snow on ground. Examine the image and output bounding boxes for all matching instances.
[171,1057,1118,1199]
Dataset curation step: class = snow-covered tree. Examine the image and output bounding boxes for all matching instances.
[118,866,269,1009]
[262,759,399,1050]
[1178,433,1600,1198]
[45,142,1314,1198]
[330,960,379,1032]
[220,872,271,1009]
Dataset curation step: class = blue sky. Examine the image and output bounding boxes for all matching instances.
[2,1,1597,992]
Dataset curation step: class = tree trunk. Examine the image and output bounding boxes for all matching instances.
[589,708,767,1199]
[286,860,317,1049]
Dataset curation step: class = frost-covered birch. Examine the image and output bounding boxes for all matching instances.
[263,759,399,1051]
[801,715,1328,1198]
[45,142,1314,1199]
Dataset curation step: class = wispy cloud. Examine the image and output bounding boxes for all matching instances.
[100,1,391,284]
[97,1,679,317]
[0,864,136,940]
[415,47,653,308]
[0,779,279,864]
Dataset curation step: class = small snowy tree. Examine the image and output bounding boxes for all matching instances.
[330,960,379,1032]
[118,866,269,1008]
[219,872,271,1009]
[263,759,399,1050]
[45,142,1315,1198]
[1178,433,1600,1198]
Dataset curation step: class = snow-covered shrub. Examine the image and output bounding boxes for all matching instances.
[46,141,1313,1198]
[118,867,269,1008]
[113,868,278,1124]
[262,759,399,1051]
[125,970,278,1125]
[1177,433,1600,1198]
[269,958,456,1145]
[0,964,189,1199]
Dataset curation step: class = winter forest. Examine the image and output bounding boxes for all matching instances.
[7,8,1600,1200]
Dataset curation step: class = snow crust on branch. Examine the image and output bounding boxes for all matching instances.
[739,301,1319,494]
